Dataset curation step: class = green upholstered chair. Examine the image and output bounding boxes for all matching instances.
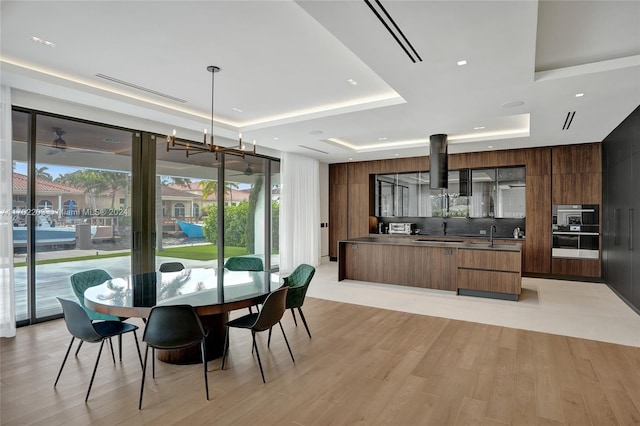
[55,298,142,402]
[69,269,127,359]
[281,263,315,338]
[70,269,120,322]
[224,256,263,271]
[222,287,294,383]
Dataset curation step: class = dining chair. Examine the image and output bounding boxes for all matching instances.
[222,286,294,383]
[159,261,185,272]
[224,256,263,271]
[224,256,264,313]
[54,298,142,402]
[139,305,209,409]
[70,269,127,359]
[279,263,316,339]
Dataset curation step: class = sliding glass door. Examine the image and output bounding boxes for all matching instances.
[12,110,133,322]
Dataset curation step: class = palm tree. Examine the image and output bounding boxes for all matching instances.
[96,171,130,208]
[199,180,239,202]
[161,176,193,189]
[35,166,53,181]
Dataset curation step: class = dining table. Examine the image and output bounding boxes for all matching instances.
[84,267,280,364]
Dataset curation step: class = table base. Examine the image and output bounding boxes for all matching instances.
[156,312,229,364]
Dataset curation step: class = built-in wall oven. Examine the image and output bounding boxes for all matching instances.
[552,204,600,259]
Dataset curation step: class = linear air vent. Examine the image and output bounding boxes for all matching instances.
[562,111,576,130]
[95,73,187,103]
[299,145,329,155]
[363,0,422,63]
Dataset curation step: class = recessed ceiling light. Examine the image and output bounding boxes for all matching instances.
[575,93,584,97]
[232,107,243,113]
[502,100,524,108]
[473,126,485,130]
[378,137,388,141]
[394,153,399,157]
[457,60,467,66]
[488,145,494,149]
[346,78,358,86]
[348,157,353,161]
[30,36,55,47]
[273,137,279,140]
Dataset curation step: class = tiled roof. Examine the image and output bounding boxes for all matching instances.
[12,173,84,193]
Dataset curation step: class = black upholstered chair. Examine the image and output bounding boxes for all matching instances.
[222,287,294,383]
[158,261,185,272]
[54,298,142,402]
[139,305,209,409]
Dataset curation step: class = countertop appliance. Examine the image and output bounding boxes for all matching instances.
[388,223,413,235]
[552,204,599,259]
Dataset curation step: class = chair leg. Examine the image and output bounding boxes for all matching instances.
[278,321,295,364]
[139,345,150,410]
[152,348,156,379]
[290,308,298,326]
[221,326,229,370]
[252,331,266,383]
[54,336,75,387]
[85,339,105,402]
[267,327,273,347]
[108,338,116,364]
[118,334,123,361]
[132,330,143,369]
[297,307,312,338]
[74,340,83,357]
[201,340,209,400]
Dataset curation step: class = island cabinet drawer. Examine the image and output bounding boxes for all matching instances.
[457,269,521,294]
[457,248,521,273]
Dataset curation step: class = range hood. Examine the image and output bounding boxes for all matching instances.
[429,134,448,189]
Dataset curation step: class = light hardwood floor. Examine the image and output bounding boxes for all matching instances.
[2,297,640,425]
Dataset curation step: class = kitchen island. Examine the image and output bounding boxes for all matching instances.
[338,236,522,300]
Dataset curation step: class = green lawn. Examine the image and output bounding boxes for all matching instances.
[13,244,250,267]
[156,244,248,261]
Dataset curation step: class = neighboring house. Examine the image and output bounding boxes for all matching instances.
[167,184,251,210]
[12,173,86,225]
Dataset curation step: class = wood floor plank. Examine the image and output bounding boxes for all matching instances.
[2,297,640,425]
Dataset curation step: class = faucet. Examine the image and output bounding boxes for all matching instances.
[442,221,447,235]
[490,225,497,246]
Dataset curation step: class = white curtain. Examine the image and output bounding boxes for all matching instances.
[0,86,16,337]
[279,152,320,274]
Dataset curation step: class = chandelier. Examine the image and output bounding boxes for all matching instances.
[166,65,256,159]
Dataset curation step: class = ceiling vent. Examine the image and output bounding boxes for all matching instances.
[95,73,187,103]
[562,111,576,130]
[363,0,422,63]
[299,145,329,155]
[429,134,448,189]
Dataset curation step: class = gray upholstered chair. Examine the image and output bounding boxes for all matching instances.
[55,298,142,402]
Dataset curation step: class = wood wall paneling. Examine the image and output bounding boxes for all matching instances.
[329,183,347,259]
[552,143,602,175]
[525,174,552,274]
[551,258,601,278]
[329,144,601,277]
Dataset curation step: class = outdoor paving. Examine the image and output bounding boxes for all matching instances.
[13,244,277,322]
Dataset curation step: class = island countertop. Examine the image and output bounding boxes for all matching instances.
[343,236,522,252]
[338,236,523,300]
